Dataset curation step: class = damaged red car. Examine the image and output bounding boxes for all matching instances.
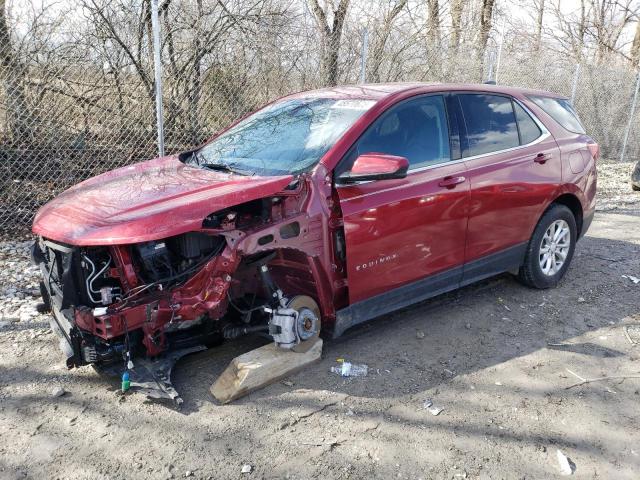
[32,83,597,401]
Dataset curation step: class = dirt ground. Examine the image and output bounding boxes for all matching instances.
[1,160,640,480]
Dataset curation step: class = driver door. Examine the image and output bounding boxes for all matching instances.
[335,94,469,304]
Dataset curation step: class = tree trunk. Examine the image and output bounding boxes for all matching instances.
[477,0,496,54]
[632,20,640,69]
[450,0,463,53]
[534,0,545,52]
[426,0,440,46]
[0,0,35,144]
[309,0,350,87]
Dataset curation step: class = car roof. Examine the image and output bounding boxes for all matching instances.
[285,82,567,102]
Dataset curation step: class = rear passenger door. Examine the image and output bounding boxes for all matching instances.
[454,93,561,284]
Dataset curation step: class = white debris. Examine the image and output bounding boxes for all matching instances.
[241,464,252,474]
[50,386,65,398]
[427,406,444,416]
[416,330,425,339]
[330,361,368,377]
[556,449,575,475]
[622,274,640,284]
[423,399,443,415]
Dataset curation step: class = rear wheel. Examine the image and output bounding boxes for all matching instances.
[517,204,577,289]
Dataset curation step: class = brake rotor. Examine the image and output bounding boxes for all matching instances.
[286,295,321,353]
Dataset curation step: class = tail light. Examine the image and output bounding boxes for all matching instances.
[587,142,599,160]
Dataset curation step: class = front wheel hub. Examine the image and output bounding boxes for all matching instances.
[288,295,321,353]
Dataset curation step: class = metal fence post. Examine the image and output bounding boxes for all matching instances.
[485,50,496,83]
[359,28,368,84]
[494,17,506,84]
[151,0,165,157]
[620,71,640,163]
[570,63,581,104]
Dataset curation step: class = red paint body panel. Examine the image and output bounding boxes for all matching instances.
[337,162,469,303]
[462,134,562,262]
[32,156,293,245]
[351,153,409,175]
[31,82,597,366]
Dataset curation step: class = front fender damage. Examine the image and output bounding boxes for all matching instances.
[32,173,345,404]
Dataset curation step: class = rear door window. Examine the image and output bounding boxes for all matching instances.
[457,94,519,157]
[527,95,585,134]
[513,102,542,144]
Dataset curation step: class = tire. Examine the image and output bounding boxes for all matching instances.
[632,161,640,191]
[517,204,577,289]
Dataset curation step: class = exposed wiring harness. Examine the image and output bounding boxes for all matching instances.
[113,242,226,312]
[226,291,263,315]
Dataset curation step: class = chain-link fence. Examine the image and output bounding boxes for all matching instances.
[1,1,639,235]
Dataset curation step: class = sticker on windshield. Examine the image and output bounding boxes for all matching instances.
[331,100,376,110]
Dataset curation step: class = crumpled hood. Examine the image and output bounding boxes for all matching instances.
[32,156,293,245]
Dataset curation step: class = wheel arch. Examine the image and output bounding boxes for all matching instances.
[551,193,584,237]
[232,247,336,324]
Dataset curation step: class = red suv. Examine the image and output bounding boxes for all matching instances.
[32,83,597,397]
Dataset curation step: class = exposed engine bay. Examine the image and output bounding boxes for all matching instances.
[31,175,343,403]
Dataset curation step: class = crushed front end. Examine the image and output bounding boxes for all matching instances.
[29,170,344,404]
[32,232,231,372]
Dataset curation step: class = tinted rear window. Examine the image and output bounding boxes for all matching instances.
[513,102,542,144]
[528,95,585,134]
[458,94,519,157]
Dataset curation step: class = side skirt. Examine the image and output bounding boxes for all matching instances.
[333,242,526,338]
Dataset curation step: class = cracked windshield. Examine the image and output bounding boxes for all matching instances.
[189,98,376,176]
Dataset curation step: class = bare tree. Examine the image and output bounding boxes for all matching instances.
[0,0,35,142]
[632,16,640,68]
[590,0,636,63]
[548,0,589,60]
[534,0,545,52]
[549,0,638,63]
[369,0,408,82]
[308,0,351,86]
[450,0,464,52]
[478,0,496,54]
[426,0,440,46]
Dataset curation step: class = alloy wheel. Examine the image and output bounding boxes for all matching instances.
[538,219,571,276]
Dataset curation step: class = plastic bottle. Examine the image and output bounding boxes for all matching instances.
[121,371,130,392]
[330,361,368,377]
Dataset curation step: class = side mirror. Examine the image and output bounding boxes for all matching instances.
[338,153,409,183]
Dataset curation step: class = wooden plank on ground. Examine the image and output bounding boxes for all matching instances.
[210,339,323,404]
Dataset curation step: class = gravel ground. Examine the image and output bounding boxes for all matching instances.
[1,160,640,480]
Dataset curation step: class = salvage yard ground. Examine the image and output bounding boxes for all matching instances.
[1,160,640,480]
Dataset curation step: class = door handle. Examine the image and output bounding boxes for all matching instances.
[534,153,552,164]
[438,176,466,189]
